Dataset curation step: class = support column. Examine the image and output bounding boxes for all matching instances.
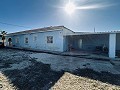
[109,33,116,58]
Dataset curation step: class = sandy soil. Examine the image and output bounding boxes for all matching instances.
[51,72,120,90]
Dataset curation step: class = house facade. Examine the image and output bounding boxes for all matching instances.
[6,26,74,52]
[6,26,120,58]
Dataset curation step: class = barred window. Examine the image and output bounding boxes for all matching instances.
[47,36,53,43]
[25,37,28,44]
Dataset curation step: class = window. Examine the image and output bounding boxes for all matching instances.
[16,37,19,43]
[33,35,37,42]
[25,37,28,44]
[47,36,53,43]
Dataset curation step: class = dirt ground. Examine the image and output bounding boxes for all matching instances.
[0,48,120,90]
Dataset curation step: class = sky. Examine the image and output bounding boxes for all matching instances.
[0,0,120,33]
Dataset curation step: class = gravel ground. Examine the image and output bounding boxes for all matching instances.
[51,72,120,90]
[30,53,120,74]
[0,48,120,90]
[0,72,16,90]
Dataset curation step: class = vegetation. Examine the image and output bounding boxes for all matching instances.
[0,30,7,47]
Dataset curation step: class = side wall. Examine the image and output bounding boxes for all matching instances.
[63,28,74,51]
[6,30,64,52]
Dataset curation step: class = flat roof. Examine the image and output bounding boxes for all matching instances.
[66,31,120,36]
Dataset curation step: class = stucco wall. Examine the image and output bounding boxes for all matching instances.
[63,28,74,51]
[6,30,64,52]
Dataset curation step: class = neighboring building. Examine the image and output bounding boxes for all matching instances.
[6,26,120,58]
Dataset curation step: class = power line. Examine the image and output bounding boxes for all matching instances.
[0,21,32,29]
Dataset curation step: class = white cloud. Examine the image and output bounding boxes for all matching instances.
[76,3,116,10]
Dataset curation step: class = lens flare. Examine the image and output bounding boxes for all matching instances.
[65,2,76,15]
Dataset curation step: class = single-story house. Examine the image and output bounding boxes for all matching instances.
[6,26,120,58]
[6,26,74,52]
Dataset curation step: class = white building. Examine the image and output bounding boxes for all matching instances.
[6,26,74,52]
[6,26,120,58]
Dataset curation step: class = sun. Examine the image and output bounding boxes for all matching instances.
[65,2,76,15]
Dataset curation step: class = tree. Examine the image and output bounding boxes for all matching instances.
[0,31,7,47]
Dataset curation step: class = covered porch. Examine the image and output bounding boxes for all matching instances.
[64,32,120,59]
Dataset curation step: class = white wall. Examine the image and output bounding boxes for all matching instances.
[6,30,64,52]
[63,28,74,51]
[109,33,116,58]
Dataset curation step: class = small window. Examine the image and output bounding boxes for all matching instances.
[16,37,19,43]
[25,37,28,44]
[33,36,37,42]
[47,36,53,43]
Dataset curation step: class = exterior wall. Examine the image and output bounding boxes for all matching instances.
[63,28,74,51]
[6,30,64,52]
[63,28,74,36]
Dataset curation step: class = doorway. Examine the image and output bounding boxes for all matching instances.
[8,38,12,46]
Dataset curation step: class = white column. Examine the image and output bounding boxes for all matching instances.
[109,33,116,58]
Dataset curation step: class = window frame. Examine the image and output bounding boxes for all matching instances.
[47,36,53,43]
[16,37,19,44]
[33,35,37,42]
[24,37,29,44]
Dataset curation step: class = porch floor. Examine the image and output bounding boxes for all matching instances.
[61,51,120,61]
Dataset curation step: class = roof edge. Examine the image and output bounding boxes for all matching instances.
[7,25,74,35]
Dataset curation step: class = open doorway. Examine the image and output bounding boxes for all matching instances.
[8,38,12,46]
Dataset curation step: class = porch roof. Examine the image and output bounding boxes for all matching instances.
[66,30,120,36]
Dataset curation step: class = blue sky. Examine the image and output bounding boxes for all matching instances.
[0,0,120,33]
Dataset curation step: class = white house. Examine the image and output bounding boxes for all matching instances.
[6,26,120,58]
[6,26,74,52]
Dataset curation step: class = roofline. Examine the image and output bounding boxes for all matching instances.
[7,29,62,36]
[7,25,74,36]
[62,26,75,33]
[66,31,120,36]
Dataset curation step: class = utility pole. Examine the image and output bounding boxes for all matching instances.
[94,27,96,32]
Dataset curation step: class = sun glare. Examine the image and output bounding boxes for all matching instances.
[65,2,76,15]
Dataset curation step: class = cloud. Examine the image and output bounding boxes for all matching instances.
[72,0,118,10]
[55,0,117,10]
[76,3,116,10]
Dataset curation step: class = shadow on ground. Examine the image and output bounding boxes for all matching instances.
[2,60,64,90]
[2,60,120,90]
[1,48,120,90]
